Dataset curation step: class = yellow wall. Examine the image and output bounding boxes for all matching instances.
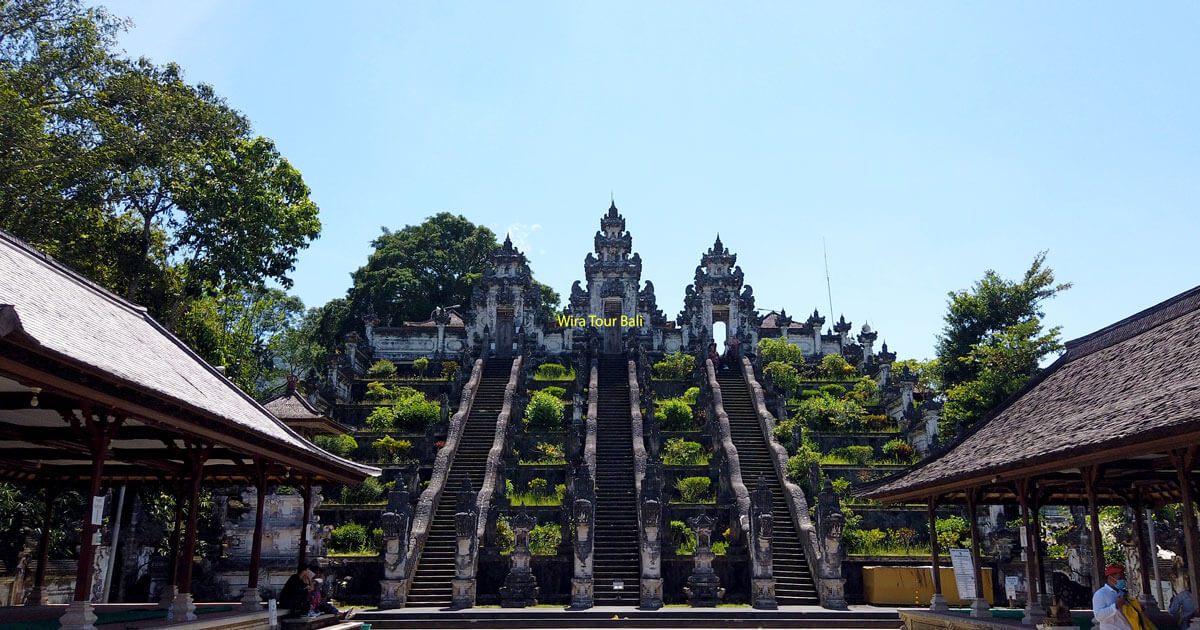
[863,566,995,606]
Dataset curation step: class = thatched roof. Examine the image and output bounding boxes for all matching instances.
[0,230,377,484]
[861,285,1200,504]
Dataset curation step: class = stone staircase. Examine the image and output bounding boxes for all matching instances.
[407,358,513,607]
[593,355,641,605]
[716,370,819,605]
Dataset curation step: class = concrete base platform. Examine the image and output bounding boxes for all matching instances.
[355,605,903,629]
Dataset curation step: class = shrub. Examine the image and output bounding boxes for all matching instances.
[395,393,440,430]
[675,476,713,503]
[831,445,875,466]
[527,477,548,494]
[662,438,707,466]
[819,354,857,379]
[849,376,879,403]
[655,398,694,430]
[413,357,429,378]
[367,359,398,379]
[365,382,419,402]
[773,417,798,450]
[522,441,565,464]
[859,528,887,550]
[786,445,822,496]
[525,390,565,430]
[529,523,562,555]
[794,393,866,431]
[441,360,459,381]
[538,385,567,400]
[372,436,413,462]
[882,439,915,463]
[936,515,970,550]
[863,414,894,432]
[341,476,384,504]
[890,527,918,551]
[496,517,514,554]
[819,384,847,398]
[831,477,852,498]
[653,352,695,380]
[328,522,369,553]
[670,520,696,555]
[681,387,700,405]
[365,406,397,431]
[799,389,822,399]
[314,434,358,458]
[758,337,806,364]
[765,361,801,395]
[535,362,570,380]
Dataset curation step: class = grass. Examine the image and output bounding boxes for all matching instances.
[818,453,866,465]
[849,544,932,556]
[326,550,380,557]
[533,368,576,381]
[518,457,567,465]
[509,492,564,506]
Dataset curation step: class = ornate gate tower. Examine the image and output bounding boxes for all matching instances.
[680,236,758,353]
[566,201,663,354]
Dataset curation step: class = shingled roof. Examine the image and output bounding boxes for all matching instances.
[861,285,1200,503]
[0,230,378,484]
[262,377,352,437]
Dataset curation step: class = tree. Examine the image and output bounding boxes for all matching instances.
[935,253,1070,441]
[333,214,560,347]
[934,252,1070,390]
[177,284,306,397]
[348,213,498,326]
[0,0,320,318]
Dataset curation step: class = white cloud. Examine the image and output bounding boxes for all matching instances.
[504,222,542,253]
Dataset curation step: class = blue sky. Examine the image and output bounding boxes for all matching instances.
[103,1,1199,361]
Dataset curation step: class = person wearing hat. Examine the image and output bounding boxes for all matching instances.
[1093,565,1157,630]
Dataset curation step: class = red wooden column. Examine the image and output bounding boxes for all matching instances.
[59,408,123,630]
[965,489,991,618]
[1029,490,1048,606]
[927,497,948,611]
[297,474,313,567]
[1018,479,1046,625]
[1130,494,1158,611]
[1082,465,1105,591]
[240,459,269,610]
[159,479,185,608]
[1171,449,1200,630]
[169,444,210,622]
[27,485,60,606]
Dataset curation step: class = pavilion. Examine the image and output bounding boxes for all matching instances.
[860,285,1200,630]
[0,230,379,629]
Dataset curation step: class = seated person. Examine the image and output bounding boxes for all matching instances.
[278,562,320,617]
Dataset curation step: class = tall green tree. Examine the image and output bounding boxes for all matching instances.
[935,252,1070,441]
[0,0,320,318]
[348,213,498,326]
[178,284,306,397]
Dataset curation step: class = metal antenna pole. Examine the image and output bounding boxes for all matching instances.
[823,237,835,322]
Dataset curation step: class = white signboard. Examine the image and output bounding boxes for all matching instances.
[949,548,976,600]
[1006,575,1020,601]
[91,496,106,525]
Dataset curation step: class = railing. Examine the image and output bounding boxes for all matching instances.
[395,358,484,602]
[474,356,525,557]
[628,359,649,496]
[739,356,824,602]
[704,359,752,538]
[584,361,598,481]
